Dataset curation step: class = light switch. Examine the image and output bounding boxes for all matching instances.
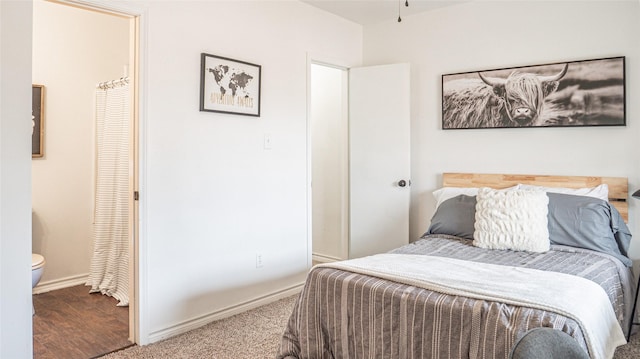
[264,133,272,150]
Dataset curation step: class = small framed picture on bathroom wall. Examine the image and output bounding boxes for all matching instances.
[32,84,44,158]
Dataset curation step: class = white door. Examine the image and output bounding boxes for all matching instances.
[349,63,411,259]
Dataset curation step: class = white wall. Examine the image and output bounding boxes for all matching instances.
[141,0,362,342]
[311,64,348,261]
[32,0,130,288]
[362,1,640,260]
[2,0,361,353]
[0,1,34,357]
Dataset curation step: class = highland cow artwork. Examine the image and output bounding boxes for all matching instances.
[442,57,625,129]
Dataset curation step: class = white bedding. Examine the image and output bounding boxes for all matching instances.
[321,253,627,359]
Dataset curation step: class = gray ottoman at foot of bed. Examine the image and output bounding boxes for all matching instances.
[510,327,589,359]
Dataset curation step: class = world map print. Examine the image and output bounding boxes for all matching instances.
[207,65,255,105]
[200,53,261,116]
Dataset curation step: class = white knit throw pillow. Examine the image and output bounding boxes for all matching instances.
[474,187,550,253]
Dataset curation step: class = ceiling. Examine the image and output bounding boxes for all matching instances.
[300,0,465,25]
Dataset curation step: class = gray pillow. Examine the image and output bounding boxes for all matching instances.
[547,192,632,266]
[426,195,476,240]
[612,206,632,258]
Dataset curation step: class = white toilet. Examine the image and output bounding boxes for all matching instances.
[31,253,45,315]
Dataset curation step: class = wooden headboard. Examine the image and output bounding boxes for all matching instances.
[442,173,629,222]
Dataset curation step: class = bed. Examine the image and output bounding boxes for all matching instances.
[277,173,635,359]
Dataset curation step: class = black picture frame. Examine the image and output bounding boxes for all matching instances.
[32,84,44,158]
[199,53,261,117]
[441,56,625,129]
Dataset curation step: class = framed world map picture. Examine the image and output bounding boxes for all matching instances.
[200,53,261,116]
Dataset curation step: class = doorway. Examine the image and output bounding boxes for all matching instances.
[309,62,349,264]
[308,61,411,265]
[31,0,139,356]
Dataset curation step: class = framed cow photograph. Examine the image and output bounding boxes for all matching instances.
[441,56,625,129]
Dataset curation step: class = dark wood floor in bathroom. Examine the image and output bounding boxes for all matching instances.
[33,285,132,359]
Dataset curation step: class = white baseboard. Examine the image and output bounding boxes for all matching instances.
[312,253,342,264]
[33,273,89,294]
[147,283,304,344]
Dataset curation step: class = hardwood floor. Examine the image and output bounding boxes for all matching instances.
[33,285,132,359]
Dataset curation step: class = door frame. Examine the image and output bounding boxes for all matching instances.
[306,53,351,267]
[45,0,147,344]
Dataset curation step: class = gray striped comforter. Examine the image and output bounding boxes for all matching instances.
[277,234,634,359]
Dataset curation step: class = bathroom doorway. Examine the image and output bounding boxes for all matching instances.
[31,0,139,356]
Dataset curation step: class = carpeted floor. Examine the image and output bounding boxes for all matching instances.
[614,331,640,359]
[100,294,640,359]
[99,295,297,359]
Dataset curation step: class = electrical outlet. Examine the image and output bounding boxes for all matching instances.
[256,253,264,268]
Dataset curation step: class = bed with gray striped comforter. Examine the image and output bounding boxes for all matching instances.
[277,234,634,359]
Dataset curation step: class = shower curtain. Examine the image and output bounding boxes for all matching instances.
[87,79,130,306]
